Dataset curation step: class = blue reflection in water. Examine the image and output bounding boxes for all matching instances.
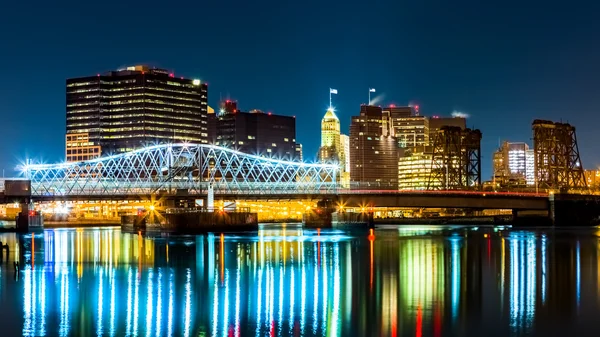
[5,226,597,337]
[508,232,536,333]
[576,240,581,310]
[450,237,461,321]
[541,235,547,304]
[97,267,104,337]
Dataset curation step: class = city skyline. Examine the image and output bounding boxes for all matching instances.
[1,0,599,180]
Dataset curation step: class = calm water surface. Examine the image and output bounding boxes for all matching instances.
[0,225,599,336]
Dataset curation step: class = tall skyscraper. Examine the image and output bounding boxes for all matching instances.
[349,105,399,189]
[215,103,299,160]
[492,141,535,187]
[66,65,208,154]
[318,108,341,163]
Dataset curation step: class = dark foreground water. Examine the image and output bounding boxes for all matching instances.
[0,225,600,336]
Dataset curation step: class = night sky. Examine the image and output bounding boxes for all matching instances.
[1,0,599,179]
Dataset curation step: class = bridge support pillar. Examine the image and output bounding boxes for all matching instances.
[549,193,600,226]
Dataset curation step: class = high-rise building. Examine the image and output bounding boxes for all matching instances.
[428,116,466,141]
[66,65,208,154]
[207,106,216,144]
[215,104,299,160]
[492,141,535,187]
[379,105,430,148]
[349,105,399,189]
[318,108,341,163]
[65,133,101,162]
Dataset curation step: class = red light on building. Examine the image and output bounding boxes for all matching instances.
[268,112,272,116]
[169,73,174,78]
[390,104,396,108]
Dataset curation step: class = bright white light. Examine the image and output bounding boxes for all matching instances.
[192,79,200,85]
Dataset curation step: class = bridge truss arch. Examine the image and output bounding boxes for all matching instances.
[21,144,339,197]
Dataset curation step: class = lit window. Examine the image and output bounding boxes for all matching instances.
[272,143,277,147]
[267,149,272,153]
[239,141,244,145]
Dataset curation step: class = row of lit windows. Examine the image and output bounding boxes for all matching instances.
[100,91,204,103]
[146,79,200,90]
[99,134,205,141]
[66,141,95,147]
[67,154,101,162]
[67,101,99,108]
[67,81,97,87]
[66,148,100,155]
[68,106,206,115]
[68,113,204,123]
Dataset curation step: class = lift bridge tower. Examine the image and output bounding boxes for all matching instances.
[532,120,586,191]
[427,126,482,190]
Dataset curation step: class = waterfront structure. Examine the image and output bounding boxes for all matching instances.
[65,133,101,162]
[215,103,299,160]
[428,126,482,190]
[349,105,399,189]
[66,65,208,154]
[23,143,338,197]
[492,141,535,187]
[532,120,586,190]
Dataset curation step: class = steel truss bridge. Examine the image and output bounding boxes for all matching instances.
[21,144,339,197]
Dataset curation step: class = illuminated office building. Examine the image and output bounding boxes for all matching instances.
[66,65,208,154]
[493,141,535,187]
[584,169,600,190]
[318,108,342,163]
[340,134,350,187]
[397,147,438,190]
[349,105,399,189]
[65,133,101,162]
[318,108,349,184]
[215,102,299,160]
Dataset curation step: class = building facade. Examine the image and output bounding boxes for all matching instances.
[428,117,466,141]
[492,141,535,187]
[65,133,101,162]
[397,147,439,190]
[66,65,208,154]
[340,134,350,187]
[349,105,399,189]
[318,108,342,163]
[215,105,299,160]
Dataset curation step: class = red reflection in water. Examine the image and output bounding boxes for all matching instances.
[368,229,375,290]
[416,304,422,337]
[434,305,441,337]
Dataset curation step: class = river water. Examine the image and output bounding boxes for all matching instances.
[0,225,599,336]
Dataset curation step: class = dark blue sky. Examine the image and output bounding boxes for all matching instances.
[1,0,599,178]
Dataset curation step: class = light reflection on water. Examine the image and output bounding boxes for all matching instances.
[0,226,600,336]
